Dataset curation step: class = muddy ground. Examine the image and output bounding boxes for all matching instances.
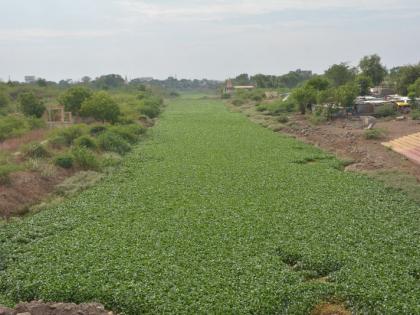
[0,301,116,315]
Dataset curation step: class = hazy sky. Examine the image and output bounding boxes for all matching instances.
[1,0,419,82]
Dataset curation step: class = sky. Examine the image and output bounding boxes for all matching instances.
[0,0,419,82]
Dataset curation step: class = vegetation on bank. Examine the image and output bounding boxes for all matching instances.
[0,81,165,189]
[0,99,418,314]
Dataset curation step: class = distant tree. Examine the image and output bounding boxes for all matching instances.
[233,74,251,86]
[305,76,330,91]
[59,86,92,115]
[355,74,373,96]
[359,54,387,86]
[36,78,48,87]
[81,76,91,84]
[19,92,46,118]
[292,86,317,114]
[93,74,125,90]
[391,64,420,95]
[80,91,120,123]
[58,79,73,88]
[324,63,356,87]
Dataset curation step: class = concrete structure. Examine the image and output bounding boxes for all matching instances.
[24,76,36,84]
[44,105,73,126]
[383,132,420,166]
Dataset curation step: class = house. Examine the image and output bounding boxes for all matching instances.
[224,79,255,95]
[355,97,395,114]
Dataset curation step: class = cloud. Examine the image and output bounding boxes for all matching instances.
[0,29,116,40]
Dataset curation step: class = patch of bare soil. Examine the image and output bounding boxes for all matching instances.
[0,129,47,152]
[0,169,72,218]
[311,303,351,315]
[0,301,116,315]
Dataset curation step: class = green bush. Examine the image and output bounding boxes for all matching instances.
[71,147,99,170]
[26,117,46,129]
[0,164,21,185]
[277,115,289,123]
[411,109,420,120]
[80,91,121,123]
[54,155,74,169]
[22,142,51,159]
[0,115,28,141]
[90,124,108,136]
[19,92,46,118]
[375,106,396,118]
[109,124,145,144]
[232,98,245,106]
[97,131,132,155]
[74,135,97,149]
[100,152,123,169]
[364,128,384,140]
[52,125,87,146]
[138,96,163,119]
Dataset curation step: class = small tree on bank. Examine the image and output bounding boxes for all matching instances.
[80,91,120,123]
[59,86,92,115]
[19,92,45,118]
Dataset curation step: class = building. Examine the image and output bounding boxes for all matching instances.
[224,79,255,95]
[24,76,36,84]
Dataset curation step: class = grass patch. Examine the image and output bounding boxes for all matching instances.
[364,128,385,140]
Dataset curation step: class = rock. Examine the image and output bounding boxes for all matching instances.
[395,116,406,121]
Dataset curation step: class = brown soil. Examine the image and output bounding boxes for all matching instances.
[0,301,116,315]
[311,303,352,315]
[232,103,420,182]
[0,129,47,152]
[0,169,72,218]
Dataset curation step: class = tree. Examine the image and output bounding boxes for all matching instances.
[355,75,373,96]
[305,76,330,91]
[324,63,356,87]
[359,54,387,86]
[36,78,48,87]
[391,64,420,95]
[19,92,45,118]
[80,91,120,123]
[59,86,92,115]
[93,74,125,90]
[408,78,420,109]
[81,76,91,84]
[233,74,251,86]
[335,83,359,108]
[292,86,317,114]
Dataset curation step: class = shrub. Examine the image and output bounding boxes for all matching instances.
[54,154,74,169]
[22,142,51,159]
[74,135,97,149]
[52,125,87,146]
[0,92,10,109]
[375,106,396,118]
[0,115,28,141]
[19,92,46,118]
[90,124,108,136]
[232,98,245,106]
[109,124,145,144]
[100,152,123,169]
[80,91,121,123]
[221,93,231,99]
[97,131,131,155]
[138,96,163,118]
[277,115,289,123]
[71,147,99,170]
[26,117,46,129]
[364,128,384,140]
[0,164,21,185]
[411,109,420,120]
